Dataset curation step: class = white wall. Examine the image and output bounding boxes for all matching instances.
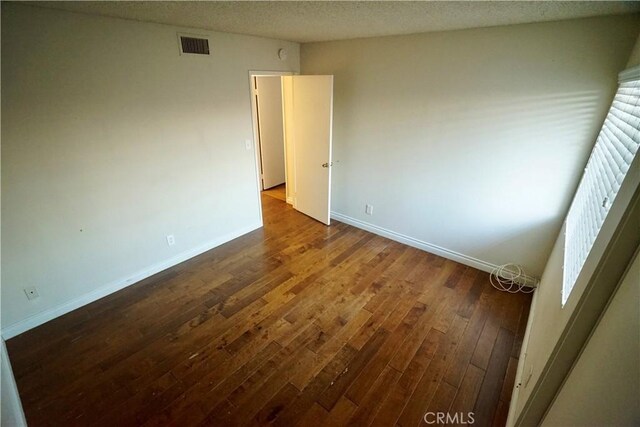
[509,36,640,425]
[300,15,640,278]
[1,3,299,335]
[541,249,640,426]
[1,5,28,419]
[255,76,286,189]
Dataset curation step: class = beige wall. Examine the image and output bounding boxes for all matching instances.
[282,76,296,204]
[1,3,299,335]
[542,249,640,426]
[626,33,640,67]
[301,15,639,278]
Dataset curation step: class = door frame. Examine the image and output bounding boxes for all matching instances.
[248,70,293,221]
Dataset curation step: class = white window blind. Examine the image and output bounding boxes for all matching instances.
[563,69,640,305]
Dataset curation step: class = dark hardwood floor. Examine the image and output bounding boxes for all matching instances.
[7,194,531,426]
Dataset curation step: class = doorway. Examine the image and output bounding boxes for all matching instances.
[249,71,334,225]
[249,72,292,214]
[254,75,287,193]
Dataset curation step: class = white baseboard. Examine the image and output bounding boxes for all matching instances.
[2,213,537,339]
[1,221,262,340]
[330,211,538,287]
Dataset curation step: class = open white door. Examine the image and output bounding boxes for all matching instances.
[255,76,286,189]
[291,75,333,225]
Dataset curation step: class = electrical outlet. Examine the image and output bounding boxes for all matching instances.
[166,235,175,246]
[24,287,39,301]
[365,204,374,215]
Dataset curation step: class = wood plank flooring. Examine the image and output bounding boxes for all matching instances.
[262,184,286,202]
[7,194,531,426]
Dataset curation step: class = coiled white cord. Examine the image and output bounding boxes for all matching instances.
[490,264,536,294]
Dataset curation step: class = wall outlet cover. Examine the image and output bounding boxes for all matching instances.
[24,287,39,300]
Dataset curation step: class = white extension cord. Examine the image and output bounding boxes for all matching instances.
[490,264,536,294]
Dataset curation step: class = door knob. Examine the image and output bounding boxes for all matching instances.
[322,162,332,168]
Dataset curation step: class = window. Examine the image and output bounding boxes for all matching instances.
[563,66,640,305]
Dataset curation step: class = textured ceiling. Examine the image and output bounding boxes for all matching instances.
[30,1,640,43]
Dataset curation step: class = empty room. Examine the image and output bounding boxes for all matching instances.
[1,1,639,426]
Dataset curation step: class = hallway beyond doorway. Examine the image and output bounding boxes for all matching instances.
[263,184,286,202]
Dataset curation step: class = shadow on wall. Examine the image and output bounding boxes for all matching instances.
[331,87,606,277]
[470,216,562,275]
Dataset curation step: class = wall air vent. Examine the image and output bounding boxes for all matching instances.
[178,34,210,55]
